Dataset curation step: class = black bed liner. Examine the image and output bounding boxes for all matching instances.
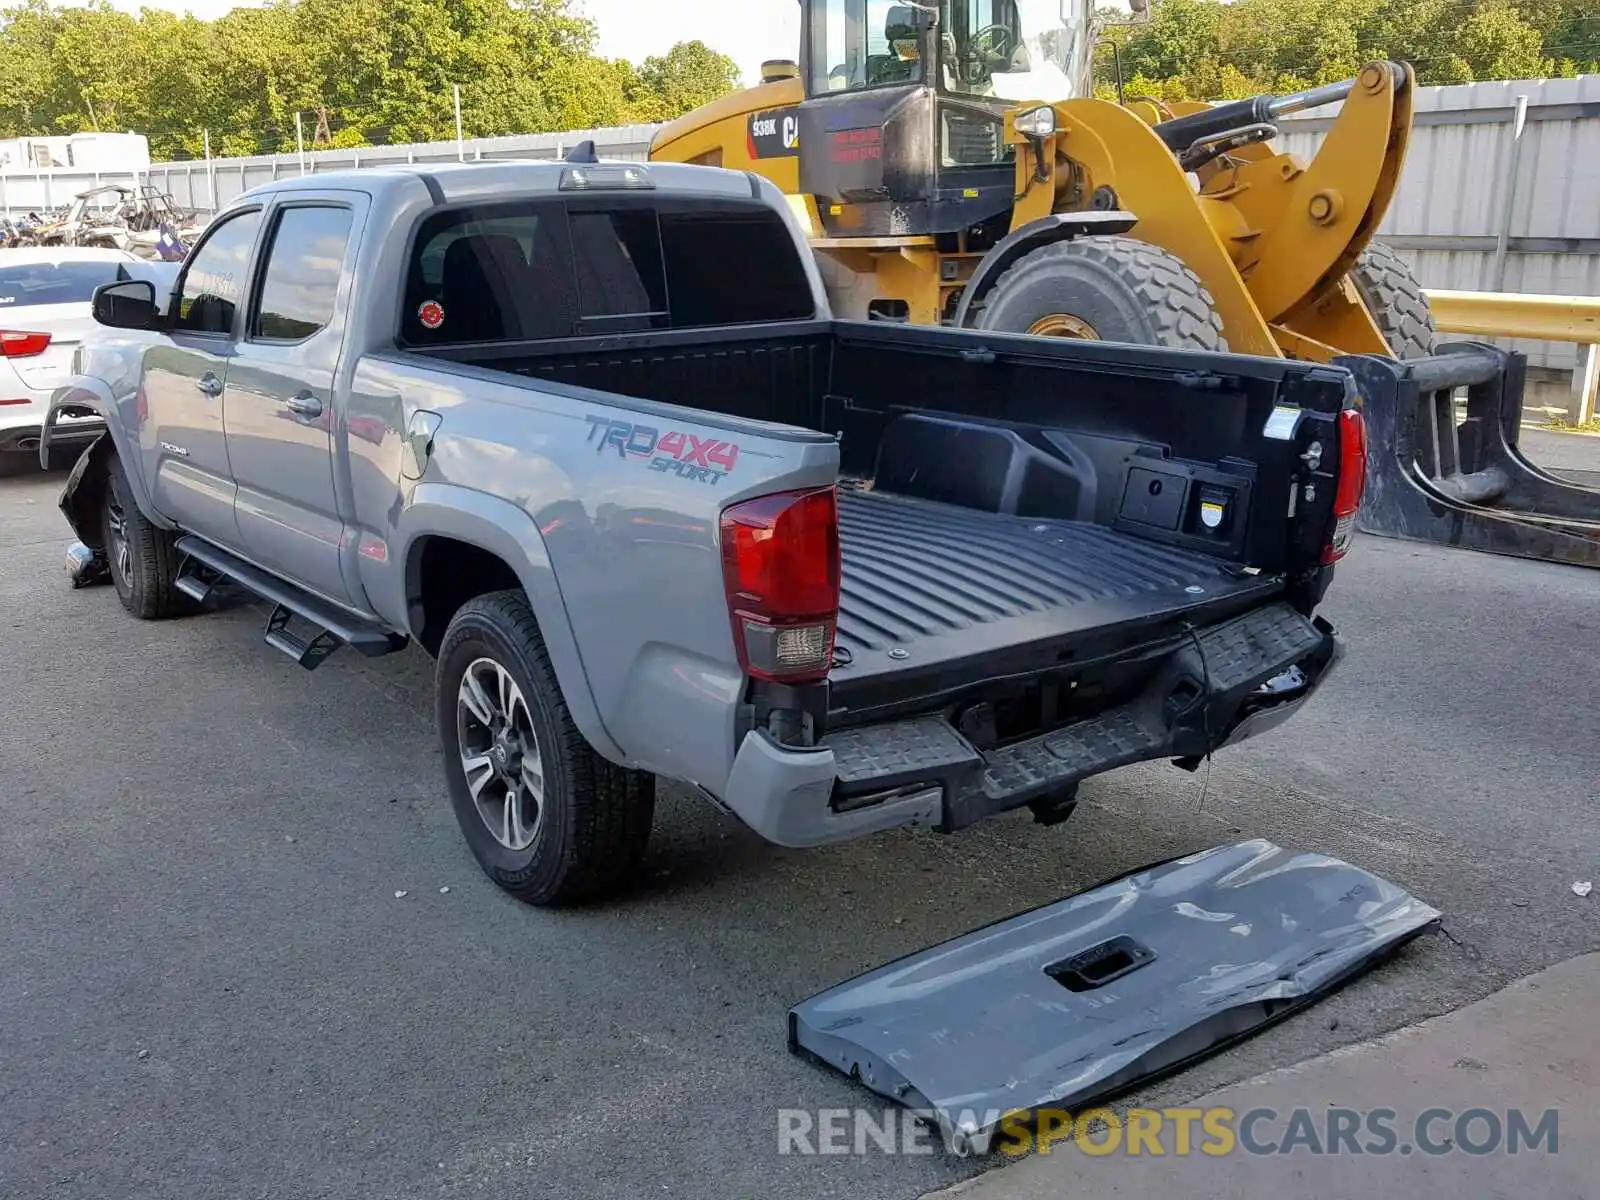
[831,488,1282,710]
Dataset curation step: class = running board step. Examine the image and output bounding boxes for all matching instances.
[264,604,343,671]
[174,536,404,671]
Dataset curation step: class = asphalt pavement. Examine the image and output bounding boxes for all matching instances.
[933,952,1600,1200]
[1521,425,1600,487]
[1,454,1597,1200]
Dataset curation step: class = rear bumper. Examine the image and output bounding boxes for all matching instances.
[720,603,1340,848]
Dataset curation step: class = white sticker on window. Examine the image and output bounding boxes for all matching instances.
[1263,406,1302,441]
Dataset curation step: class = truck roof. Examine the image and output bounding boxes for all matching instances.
[235,158,782,210]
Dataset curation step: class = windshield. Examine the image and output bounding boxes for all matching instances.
[939,0,1093,102]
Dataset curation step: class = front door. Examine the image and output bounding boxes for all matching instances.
[222,198,363,605]
[138,207,264,545]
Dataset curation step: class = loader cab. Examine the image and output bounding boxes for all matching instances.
[796,0,1092,241]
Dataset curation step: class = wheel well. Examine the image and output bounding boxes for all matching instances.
[408,537,523,657]
[953,212,1139,327]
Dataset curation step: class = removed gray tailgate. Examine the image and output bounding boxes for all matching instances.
[789,839,1440,1155]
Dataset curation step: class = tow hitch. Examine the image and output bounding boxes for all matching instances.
[789,839,1440,1157]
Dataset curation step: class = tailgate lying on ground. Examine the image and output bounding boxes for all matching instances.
[788,839,1441,1156]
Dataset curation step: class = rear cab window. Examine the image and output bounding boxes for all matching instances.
[0,261,132,307]
[400,196,815,347]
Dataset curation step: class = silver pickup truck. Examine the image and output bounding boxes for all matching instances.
[45,157,1361,905]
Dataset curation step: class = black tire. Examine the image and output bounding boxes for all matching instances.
[1350,241,1436,360]
[971,235,1228,352]
[436,590,655,906]
[102,454,193,619]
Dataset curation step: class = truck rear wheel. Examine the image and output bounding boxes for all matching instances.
[102,454,193,619]
[1350,242,1436,360]
[436,590,655,906]
[971,236,1228,352]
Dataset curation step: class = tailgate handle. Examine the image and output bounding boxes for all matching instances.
[1045,935,1157,992]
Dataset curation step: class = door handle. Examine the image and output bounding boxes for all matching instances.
[196,372,223,397]
[284,392,324,419]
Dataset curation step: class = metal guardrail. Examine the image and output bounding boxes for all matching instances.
[1424,289,1600,423]
[1423,290,1600,342]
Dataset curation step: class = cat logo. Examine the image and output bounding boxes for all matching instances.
[748,109,801,159]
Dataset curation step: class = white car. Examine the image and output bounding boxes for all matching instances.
[0,247,176,469]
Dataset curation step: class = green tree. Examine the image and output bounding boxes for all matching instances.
[1100,0,1573,103]
[0,0,745,157]
[627,41,744,122]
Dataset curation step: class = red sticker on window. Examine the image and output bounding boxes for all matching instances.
[417,300,445,330]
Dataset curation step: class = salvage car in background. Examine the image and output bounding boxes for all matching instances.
[34,184,204,261]
[0,248,179,471]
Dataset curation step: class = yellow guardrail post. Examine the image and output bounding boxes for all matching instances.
[1423,290,1600,424]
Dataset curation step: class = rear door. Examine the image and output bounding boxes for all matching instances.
[222,195,364,605]
[139,207,265,544]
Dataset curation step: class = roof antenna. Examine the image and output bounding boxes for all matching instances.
[566,140,599,164]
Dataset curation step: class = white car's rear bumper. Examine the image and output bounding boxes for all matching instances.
[0,391,104,459]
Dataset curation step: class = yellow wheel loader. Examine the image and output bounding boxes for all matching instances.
[648,0,1436,361]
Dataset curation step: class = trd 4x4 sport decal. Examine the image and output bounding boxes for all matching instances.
[585,415,741,486]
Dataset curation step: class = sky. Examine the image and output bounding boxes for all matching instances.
[576,0,802,85]
[104,0,804,88]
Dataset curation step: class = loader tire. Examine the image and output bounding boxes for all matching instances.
[437,589,655,907]
[970,236,1228,352]
[1351,242,1436,360]
[103,454,194,620]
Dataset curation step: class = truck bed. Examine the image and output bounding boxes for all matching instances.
[421,318,1349,725]
[831,487,1279,716]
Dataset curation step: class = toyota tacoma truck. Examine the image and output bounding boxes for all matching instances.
[44,155,1362,905]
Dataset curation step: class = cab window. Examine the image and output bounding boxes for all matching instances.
[173,210,262,336]
[809,0,926,93]
[251,206,354,341]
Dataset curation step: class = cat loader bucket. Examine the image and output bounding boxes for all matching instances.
[1336,343,1600,569]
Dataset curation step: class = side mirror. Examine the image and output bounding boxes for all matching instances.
[1128,0,1151,13]
[92,279,160,330]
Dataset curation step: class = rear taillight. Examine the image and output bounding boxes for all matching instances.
[0,331,51,358]
[1322,408,1368,564]
[720,487,841,683]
